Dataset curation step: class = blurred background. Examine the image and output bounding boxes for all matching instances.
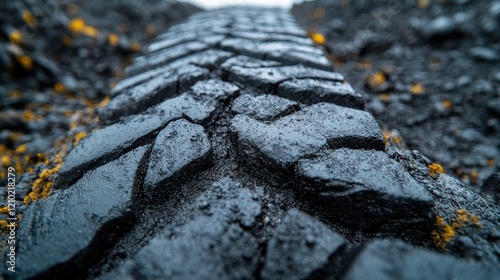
[0,0,498,196]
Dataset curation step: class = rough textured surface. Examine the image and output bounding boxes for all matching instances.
[231,103,385,169]
[9,6,500,280]
[58,115,164,187]
[278,79,364,109]
[121,179,262,280]
[297,148,434,229]
[343,239,500,280]
[17,146,148,279]
[262,209,346,280]
[144,119,212,194]
[232,94,299,121]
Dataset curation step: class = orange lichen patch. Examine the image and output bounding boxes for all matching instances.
[108,33,120,46]
[8,90,23,99]
[21,110,42,122]
[83,25,99,38]
[312,7,325,19]
[428,163,444,176]
[417,0,430,9]
[22,10,37,27]
[96,96,110,108]
[432,216,456,250]
[366,72,387,88]
[9,30,22,44]
[62,35,72,46]
[1,155,11,167]
[383,131,390,146]
[68,18,85,33]
[145,24,156,35]
[54,82,67,93]
[469,170,479,185]
[308,32,326,45]
[487,159,495,167]
[25,165,61,204]
[442,100,452,109]
[0,206,8,214]
[67,3,79,14]
[410,83,425,95]
[15,144,27,154]
[356,59,372,70]
[74,132,87,147]
[130,42,141,52]
[379,93,391,103]
[17,55,33,71]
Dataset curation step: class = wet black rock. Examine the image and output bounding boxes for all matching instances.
[121,178,262,279]
[144,119,211,195]
[190,79,239,102]
[343,239,500,280]
[58,114,165,187]
[296,148,433,229]
[278,79,364,109]
[232,94,299,121]
[262,209,346,280]
[223,57,343,92]
[17,146,148,279]
[231,103,384,169]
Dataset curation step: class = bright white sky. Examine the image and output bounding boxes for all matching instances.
[184,0,302,9]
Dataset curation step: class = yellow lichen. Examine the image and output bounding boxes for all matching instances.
[74,132,87,146]
[410,83,425,95]
[366,72,387,88]
[442,100,452,109]
[432,216,456,250]
[1,155,11,167]
[108,33,119,46]
[96,96,110,108]
[62,35,72,46]
[83,26,99,37]
[0,220,8,232]
[356,59,372,70]
[9,90,22,99]
[487,159,495,167]
[428,163,444,176]
[17,55,33,71]
[379,93,391,102]
[9,30,22,44]
[54,82,67,93]
[309,32,326,45]
[130,42,141,52]
[22,10,37,27]
[15,144,27,154]
[470,170,479,185]
[68,18,85,33]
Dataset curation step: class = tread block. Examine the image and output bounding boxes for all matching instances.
[122,179,262,279]
[148,93,216,124]
[232,94,298,121]
[17,146,148,279]
[225,62,343,92]
[278,79,365,109]
[220,38,331,70]
[262,209,346,280]
[343,239,500,280]
[102,64,209,121]
[190,79,240,102]
[228,30,313,45]
[230,103,384,169]
[112,50,232,96]
[126,41,208,76]
[58,115,165,187]
[144,119,212,194]
[296,148,433,228]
